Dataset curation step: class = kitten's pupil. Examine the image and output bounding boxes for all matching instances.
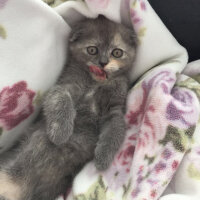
[87,46,98,55]
[112,48,123,58]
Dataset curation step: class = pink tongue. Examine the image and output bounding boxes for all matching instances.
[89,65,106,80]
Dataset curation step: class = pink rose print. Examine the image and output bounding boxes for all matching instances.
[130,0,147,30]
[150,189,157,198]
[131,187,140,198]
[117,144,135,172]
[0,81,35,130]
[126,71,176,151]
[86,0,109,9]
[162,148,172,160]
[172,160,179,170]
[0,0,8,8]
[130,9,142,25]
[166,87,198,128]
[154,161,166,174]
[102,144,135,191]
[140,0,146,11]
[127,71,175,127]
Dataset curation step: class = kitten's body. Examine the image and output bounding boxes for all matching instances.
[0,16,137,200]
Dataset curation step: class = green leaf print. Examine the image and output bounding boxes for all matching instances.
[177,77,200,100]
[75,176,107,200]
[188,163,200,180]
[191,75,200,84]
[159,125,195,152]
[122,179,132,200]
[162,180,169,187]
[144,154,155,165]
[0,25,7,39]
[33,91,43,106]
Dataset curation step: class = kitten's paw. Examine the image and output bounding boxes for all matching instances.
[47,118,74,146]
[46,95,76,145]
[94,144,113,171]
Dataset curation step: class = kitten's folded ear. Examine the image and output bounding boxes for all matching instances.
[121,24,138,48]
[128,29,138,47]
[69,25,84,42]
[130,31,138,47]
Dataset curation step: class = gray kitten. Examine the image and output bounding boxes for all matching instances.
[0,15,137,200]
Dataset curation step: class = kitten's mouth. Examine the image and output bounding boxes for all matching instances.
[89,65,107,80]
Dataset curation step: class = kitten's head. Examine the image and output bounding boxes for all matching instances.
[69,15,137,81]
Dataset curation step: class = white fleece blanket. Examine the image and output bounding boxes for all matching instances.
[0,0,200,200]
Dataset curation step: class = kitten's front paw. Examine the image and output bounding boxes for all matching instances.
[47,117,74,146]
[46,95,76,146]
[94,144,113,171]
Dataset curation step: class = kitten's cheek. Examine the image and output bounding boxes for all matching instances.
[104,60,121,73]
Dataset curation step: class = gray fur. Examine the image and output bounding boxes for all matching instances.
[0,196,9,200]
[0,15,137,200]
[0,196,8,200]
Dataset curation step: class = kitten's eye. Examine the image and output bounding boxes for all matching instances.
[87,46,98,55]
[112,48,123,58]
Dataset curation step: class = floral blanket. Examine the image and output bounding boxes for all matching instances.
[63,62,200,200]
[0,0,200,200]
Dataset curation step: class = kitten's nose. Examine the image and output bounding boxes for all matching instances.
[99,57,108,67]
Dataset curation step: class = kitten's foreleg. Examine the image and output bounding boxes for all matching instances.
[43,84,82,145]
[95,106,126,171]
